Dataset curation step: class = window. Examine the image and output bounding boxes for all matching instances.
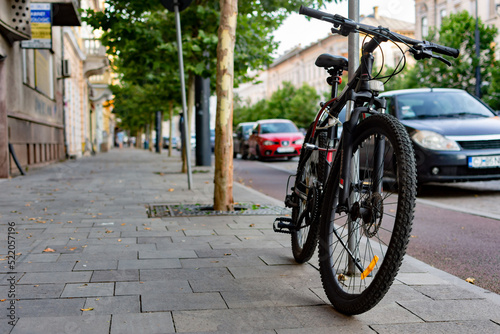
[34,49,54,98]
[421,16,428,37]
[438,9,446,27]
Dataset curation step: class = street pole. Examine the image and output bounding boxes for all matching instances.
[173,1,193,189]
[475,0,481,98]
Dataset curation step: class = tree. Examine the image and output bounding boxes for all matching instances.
[384,11,498,109]
[233,82,320,130]
[84,0,336,210]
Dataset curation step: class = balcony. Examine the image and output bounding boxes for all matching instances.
[83,38,109,78]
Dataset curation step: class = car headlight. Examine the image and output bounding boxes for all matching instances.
[262,140,274,146]
[294,139,304,145]
[412,130,460,151]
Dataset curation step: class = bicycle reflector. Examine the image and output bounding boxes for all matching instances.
[361,255,379,280]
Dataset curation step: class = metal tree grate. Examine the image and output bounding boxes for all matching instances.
[147,203,290,218]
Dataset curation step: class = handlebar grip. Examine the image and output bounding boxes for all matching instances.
[299,5,334,21]
[428,42,460,58]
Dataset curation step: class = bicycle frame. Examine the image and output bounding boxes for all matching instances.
[311,36,388,212]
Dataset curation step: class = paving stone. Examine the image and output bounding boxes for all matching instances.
[140,267,233,282]
[111,312,175,334]
[83,295,140,314]
[17,253,60,263]
[155,241,212,251]
[396,272,449,285]
[91,269,139,282]
[117,259,182,270]
[137,236,173,244]
[209,239,284,249]
[19,272,92,284]
[11,315,111,334]
[138,250,198,259]
[412,285,485,300]
[276,326,374,334]
[221,288,324,308]
[228,264,318,279]
[82,244,156,253]
[16,284,65,299]
[2,298,86,318]
[398,299,500,322]
[115,280,191,295]
[180,256,264,268]
[73,260,119,271]
[61,283,114,297]
[142,292,227,312]
[194,248,234,258]
[57,250,138,262]
[13,261,76,273]
[172,307,302,332]
[370,320,500,334]
[259,253,298,265]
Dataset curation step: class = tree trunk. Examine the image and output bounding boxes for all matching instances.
[213,0,237,211]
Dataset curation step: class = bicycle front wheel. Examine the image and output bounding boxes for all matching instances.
[319,113,417,315]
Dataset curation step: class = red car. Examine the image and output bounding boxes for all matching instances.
[248,119,304,160]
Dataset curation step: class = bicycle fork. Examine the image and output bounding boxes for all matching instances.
[335,105,386,275]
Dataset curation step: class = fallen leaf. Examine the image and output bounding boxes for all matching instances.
[69,247,77,251]
[224,253,231,256]
[466,277,476,284]
[168,188,174,192]
[118,239,122,242]
[81,307,94,311]
[0,299,5,302]
[249,224,255,227]
[144,227,151,230]
[121,223,126,226]
[105,230,113,233]
[43,248,55,253]
[67,221,73,224]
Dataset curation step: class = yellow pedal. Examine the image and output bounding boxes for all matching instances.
[361,255,379,280]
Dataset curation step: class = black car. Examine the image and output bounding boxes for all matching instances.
[233,122,256,159]
[381,88,500,184]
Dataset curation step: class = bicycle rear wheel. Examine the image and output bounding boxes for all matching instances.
[291,127,327,263]
[319,113,416,315]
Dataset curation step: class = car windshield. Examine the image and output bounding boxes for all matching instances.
[396,91,495,120]
[260,122,298,134]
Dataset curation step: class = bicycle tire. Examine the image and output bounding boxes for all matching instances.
[291,126,327,263]
[318,113,416,315]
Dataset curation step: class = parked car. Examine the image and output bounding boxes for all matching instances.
[210,129,215,152]
[248,119,304,160]
[233,122,256,159]
[162,136,178,149]
[380,88,500,185]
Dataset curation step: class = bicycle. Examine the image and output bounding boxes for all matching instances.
[273,6,459,315]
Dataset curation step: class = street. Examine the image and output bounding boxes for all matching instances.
[233,156,500,294]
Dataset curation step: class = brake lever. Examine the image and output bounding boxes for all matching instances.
[412,48,452,67]
[433,54,451,67]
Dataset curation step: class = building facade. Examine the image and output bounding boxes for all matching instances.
[415,0,500,44]
[0,0,112,178]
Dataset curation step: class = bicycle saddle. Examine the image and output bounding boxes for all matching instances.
[315,53,348,71]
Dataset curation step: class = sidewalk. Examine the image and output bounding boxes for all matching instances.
[1,149,499,333]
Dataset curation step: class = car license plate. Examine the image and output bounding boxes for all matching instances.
[468,155,500,168]
[277,147,295,153]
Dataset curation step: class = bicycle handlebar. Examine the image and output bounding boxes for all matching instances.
[299,6,459,60]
